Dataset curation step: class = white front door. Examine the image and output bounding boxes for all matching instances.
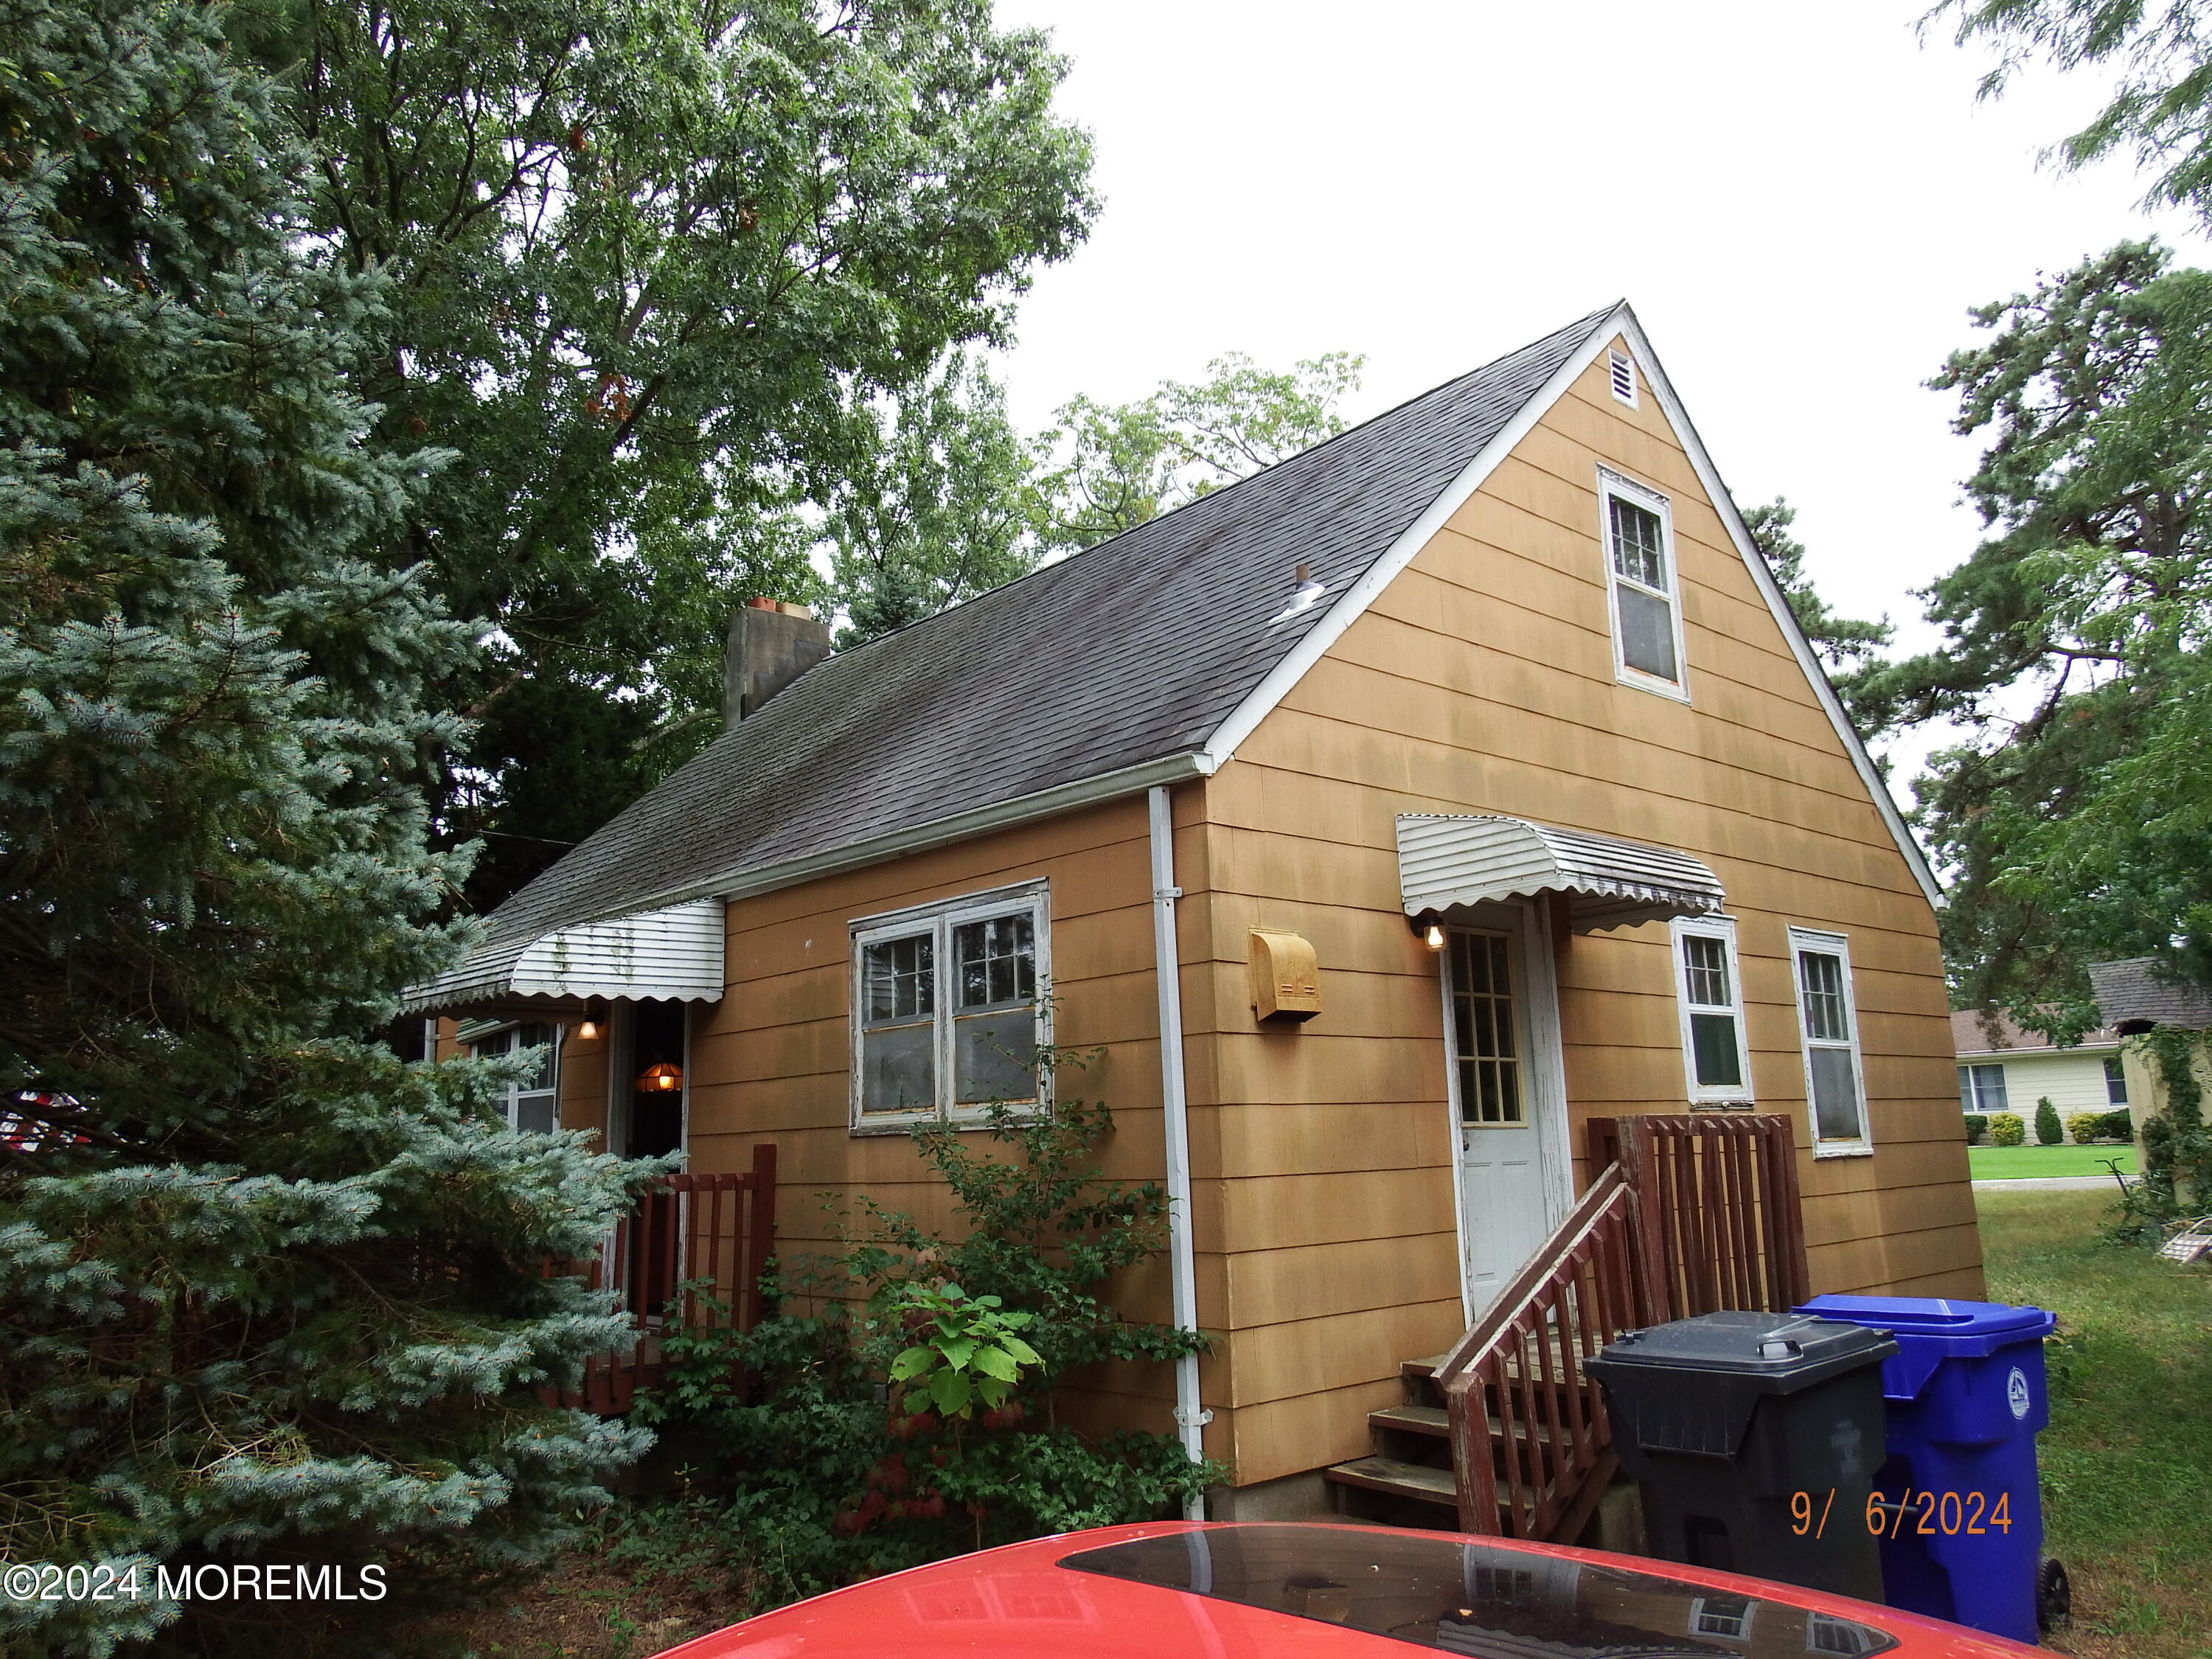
[1443,909,1568,1314]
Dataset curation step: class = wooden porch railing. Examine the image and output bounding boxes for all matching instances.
[1438,1114,1808,1541]
[548,1141,777,1414]
[1589,1113,1809,1321]
[1436,1164,1656,1540]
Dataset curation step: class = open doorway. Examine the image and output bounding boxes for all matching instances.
[618,998,688,1160]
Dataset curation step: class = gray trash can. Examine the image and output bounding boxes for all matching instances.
[1585,1310,1896,1602]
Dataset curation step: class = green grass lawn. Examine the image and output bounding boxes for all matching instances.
[1969,1143,2138,1180]
[1977,1188,2212,1659]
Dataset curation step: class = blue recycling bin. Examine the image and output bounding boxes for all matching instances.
[1796,1294,2059,1644]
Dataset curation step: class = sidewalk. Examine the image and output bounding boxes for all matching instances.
[1971,1175,2116,1192]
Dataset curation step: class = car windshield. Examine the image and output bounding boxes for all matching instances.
[1059,1526,1896,1658]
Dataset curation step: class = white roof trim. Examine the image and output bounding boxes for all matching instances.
[401,899,724,1015]
[1197,302,1944,916]
[1398,814,1728,934]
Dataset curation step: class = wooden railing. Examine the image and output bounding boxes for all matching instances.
[1438,1164,1655,1541]
[549,1142,777,1414]
[1439,1114,1808,1541]
[1589,1113,1809,1321]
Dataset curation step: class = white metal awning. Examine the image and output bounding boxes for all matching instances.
[1397,814,1726,933]
[399,899,725,1015]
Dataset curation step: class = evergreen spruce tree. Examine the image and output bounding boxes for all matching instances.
[0,0,658,1649]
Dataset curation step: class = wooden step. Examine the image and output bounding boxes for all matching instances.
[1368,1403,1448,1439]
[1400,1352,1451,1380]
[1324,1455,1458,1508]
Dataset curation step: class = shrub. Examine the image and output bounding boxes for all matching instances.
[2035,1097,2065,1145]
[2102,1107,2135,1141]
[1989,1112,2026,1146]
[637,1049,1222,1612]
[2065,1111,2104,1144]
[1964,1113,1989,1144]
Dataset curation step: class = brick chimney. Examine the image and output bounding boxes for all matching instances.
[723,599,831,729]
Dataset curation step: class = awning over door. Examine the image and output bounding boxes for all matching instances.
[399,899,725,1016]
[1397,815,1726,933]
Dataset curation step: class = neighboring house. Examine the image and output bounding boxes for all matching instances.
[405,303,1980,1517]
[1950,1009,2129,1121]
[2089,957,2212,1130]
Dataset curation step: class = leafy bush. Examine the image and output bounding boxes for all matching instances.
[2109,1030,2212,1242]
[2035,1097,2065,1145]
[636,1054,1222,1611]
[1989,1112,2026,1147]
[1964,1113,1989,1144]
[2067,1111,2107,1144]
[2102,1108,2135,1141]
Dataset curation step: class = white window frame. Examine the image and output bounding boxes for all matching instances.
[849,879,1052,1135]
[1687,1595,1753,1643]
[1608,347,1639,408]
[1671,915,1754,1106]
[1958,1061,2008,1116]
[1597,465,1691,703]
[464,1018,563,1133]
[1788,926,1874,1157]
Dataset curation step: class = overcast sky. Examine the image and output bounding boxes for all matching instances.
[988,0,2211,786]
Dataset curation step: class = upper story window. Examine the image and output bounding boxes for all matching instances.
[470,1020,559,1132]
[1958,1062,2008,1115]
[851,881,1050,1132]
[1789,928,1872,1155]
[1598,468,1688,700]
[1672,916,1752,1105]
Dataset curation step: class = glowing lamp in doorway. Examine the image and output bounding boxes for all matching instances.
[637,1062,684,1093]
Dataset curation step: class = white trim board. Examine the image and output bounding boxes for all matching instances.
[1197,302,1943,915]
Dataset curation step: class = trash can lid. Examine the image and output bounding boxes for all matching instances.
[1588,1310,1897,1395]
[1795,1295,2057,1400]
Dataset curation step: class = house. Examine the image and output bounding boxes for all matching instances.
[404,302,1982,1521]
[1950,1009,2129,1121]
[2089,957,2212,1132]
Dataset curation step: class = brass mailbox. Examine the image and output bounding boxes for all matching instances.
[1248,928,1321,1023]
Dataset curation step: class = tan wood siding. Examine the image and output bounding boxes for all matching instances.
[1183,339,1978,1485]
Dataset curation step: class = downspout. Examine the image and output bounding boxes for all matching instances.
[1148,784,1209,1520]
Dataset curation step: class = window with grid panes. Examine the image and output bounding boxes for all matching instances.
[851,885,1048,1128]
[470,1022,559,1132]
[1789,928,1871,1150]
[1607,493,1680,685]
[1672,917,1751,1102]
[1448,931,1523,1126]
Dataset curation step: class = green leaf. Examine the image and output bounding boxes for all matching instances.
[928,1366,973,1416]
[971,1345,1020,1382]
[937,1336,977,1371]
[1000,1335,1043,1367]
[888,1346,936,1382]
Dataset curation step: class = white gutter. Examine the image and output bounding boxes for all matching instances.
[1148,784,1209,1520]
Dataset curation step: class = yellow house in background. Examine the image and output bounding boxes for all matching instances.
[407,303,1981,1523]
[1951,1009,2129,1124]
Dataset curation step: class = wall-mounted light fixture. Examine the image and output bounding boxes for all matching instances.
[637,1061,684,1093]
[1409,910,1447,951]
[575,1000,609,1042]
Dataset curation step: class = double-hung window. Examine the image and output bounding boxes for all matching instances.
[469,1020,560,1132]
[1599,467,1688,698]
[2104,1055,2129,1106]
[1672,916,1753,1105]
[1789,928,1871,1153]
[851,882,1050,1131]
[1958,1062,2008,1116]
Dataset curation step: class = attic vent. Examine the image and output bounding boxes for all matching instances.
[1609,349,1638,407]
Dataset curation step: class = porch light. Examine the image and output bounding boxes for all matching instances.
[576,1001,609,1042]
[1425,923,1444,951]
[1409,909,1446,951]
[637,1062,684,1093]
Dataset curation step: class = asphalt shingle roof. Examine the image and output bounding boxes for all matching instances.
[435,305,1615,987]
[1950,1009,2120,1055]
[2089,958,2212,1031]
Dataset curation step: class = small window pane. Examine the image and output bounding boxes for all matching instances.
[1809,1046,1863,1141]
[513,1091,558,1134]
[1450,931,1523,1126]
[1615,581,1678,681]
[955,913,1034,1011]
[954,1009,1037,1105]
[514,1022,557,1092]
[1798,952,1851,1042]
[1690,1012,1743,1089]
[1958,1066,1974,1111]
[1682,935,1730,1008]
[862,1020,936,1114]
[865,933,934,1023]
[1609,497,1666,589]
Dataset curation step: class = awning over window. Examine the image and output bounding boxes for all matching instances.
[399,899,725,1016]
[1397,815,1726,934]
